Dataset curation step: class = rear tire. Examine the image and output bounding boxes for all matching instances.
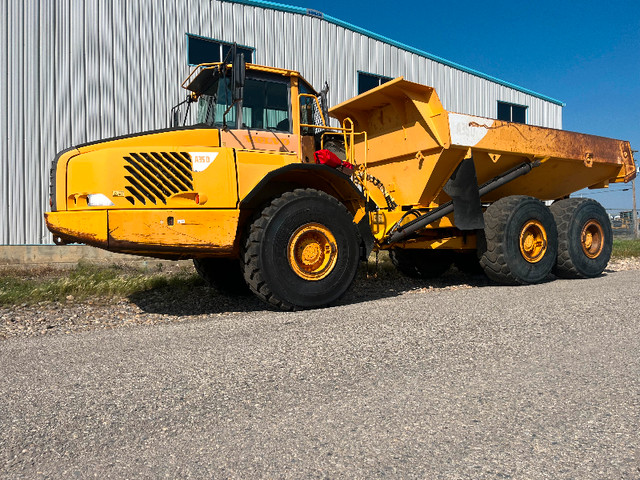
[389,249,453,279]
[480,196,558,285]
[550,198,612,278]
[241,189,361,310]
[193,258,249,294]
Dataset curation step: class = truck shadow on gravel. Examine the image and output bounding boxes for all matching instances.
[128,267,495,316]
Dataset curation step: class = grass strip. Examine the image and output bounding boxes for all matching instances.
[611,238,640,258]
[0,262,201,306]
[1,240,639,306]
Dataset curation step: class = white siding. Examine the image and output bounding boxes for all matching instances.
[0,0,563,245]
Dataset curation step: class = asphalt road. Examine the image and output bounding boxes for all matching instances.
[1,270,640,479]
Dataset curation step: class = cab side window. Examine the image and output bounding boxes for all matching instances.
[242,78,291,132]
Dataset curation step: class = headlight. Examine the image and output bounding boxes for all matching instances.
[87,193,115,207]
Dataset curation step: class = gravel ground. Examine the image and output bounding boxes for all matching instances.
[1,267,639,478]
[1,257,639,340]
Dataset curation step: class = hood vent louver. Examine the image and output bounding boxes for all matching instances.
[123,152,194,205]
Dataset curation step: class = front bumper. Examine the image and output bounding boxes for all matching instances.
[45,209,241,257]
[46,210,108,247]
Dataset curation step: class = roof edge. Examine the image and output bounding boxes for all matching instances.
[220,0,566,106]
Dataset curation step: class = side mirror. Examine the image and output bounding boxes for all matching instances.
[232,53,245,102]
[233,53,245,87]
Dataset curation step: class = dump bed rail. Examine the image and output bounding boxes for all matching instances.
[330,78,635,208]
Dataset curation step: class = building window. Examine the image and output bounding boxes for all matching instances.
[497,101,527,124]
[187,34,254,65]
[358,71,392,94]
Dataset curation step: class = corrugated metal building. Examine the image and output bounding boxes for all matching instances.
[0,0,564,246]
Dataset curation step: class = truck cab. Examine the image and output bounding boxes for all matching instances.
[46,61,365,269]
[181,62,329,163]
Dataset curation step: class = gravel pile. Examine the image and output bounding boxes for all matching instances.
[2,258,639,340]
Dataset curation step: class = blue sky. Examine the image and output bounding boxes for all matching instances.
[280,0,640,212]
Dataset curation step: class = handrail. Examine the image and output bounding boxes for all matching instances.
[298,93,328,127]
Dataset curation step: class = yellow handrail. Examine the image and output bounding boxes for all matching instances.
[298,93,328,127]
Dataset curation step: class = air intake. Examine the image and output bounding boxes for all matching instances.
[123,152,194,205]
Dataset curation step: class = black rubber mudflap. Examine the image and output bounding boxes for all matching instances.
[443,157,484,230]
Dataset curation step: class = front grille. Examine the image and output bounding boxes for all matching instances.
[123,152,194,205]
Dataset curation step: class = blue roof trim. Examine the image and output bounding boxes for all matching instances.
[224,0,304,15]
[221,0,565,106]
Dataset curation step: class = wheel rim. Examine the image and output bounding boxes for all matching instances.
[581,220,604,259]
[519,220,548,263]
[287,223,338,280]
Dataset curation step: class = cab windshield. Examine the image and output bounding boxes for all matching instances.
[196,73,291,132]
[196,75,233,127]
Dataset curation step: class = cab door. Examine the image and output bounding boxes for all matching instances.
[220,72,299,154]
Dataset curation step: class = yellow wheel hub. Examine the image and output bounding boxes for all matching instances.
[519,220,548,263]
[287,223,338,280]
[581,220,604,259]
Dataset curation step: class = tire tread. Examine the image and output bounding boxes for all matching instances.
[550,198,611,278]
[479,195,557,285]
[241,188,355,311]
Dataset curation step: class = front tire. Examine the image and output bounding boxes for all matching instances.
[550,198,612,278]
[242,189,361,310]
[480,196,558,285]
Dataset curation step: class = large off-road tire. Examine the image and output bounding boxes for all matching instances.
[550,198,612,278]
[193,258,249,294]
[389,249,453,279]
[480,196,558,285]
[241,189,361,310]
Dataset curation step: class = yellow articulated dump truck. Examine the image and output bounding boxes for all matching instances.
[46,56,636,310]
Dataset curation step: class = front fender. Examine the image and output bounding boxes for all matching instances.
[239,163,375,258]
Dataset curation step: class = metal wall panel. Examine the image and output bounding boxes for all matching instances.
[212,0,562,130]
[8,0,25,244]
[38,1,54,243]
[0,0,562,245]
[24,0,39,243]
[0,0,7,244]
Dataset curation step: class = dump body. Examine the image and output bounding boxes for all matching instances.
[330,77,635,212]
